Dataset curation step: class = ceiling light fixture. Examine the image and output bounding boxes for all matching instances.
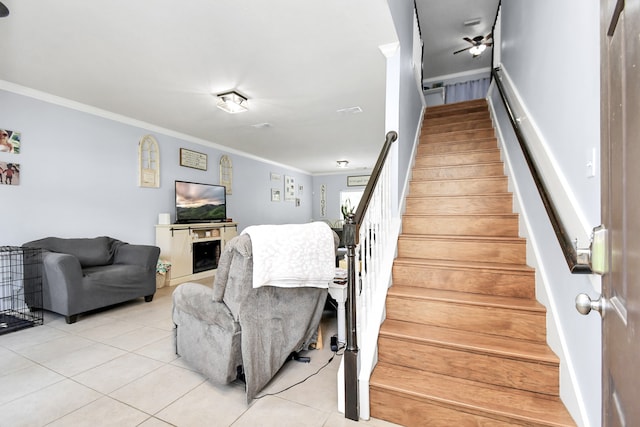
[336,160,349,168]
[469,44,487,57]
[216,91,248,114]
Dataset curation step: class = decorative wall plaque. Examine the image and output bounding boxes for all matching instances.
[180,148,207,171]
[138,135,160,188]
[220,155,233,194]
[347,175,370,187]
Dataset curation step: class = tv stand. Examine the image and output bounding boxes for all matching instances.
[155,222,237,287]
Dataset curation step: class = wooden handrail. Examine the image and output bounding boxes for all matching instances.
[354,131,398,228]
[491,67,591,274]
[342,130,398,421]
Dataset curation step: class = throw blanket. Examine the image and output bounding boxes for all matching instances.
[242,222,335,289]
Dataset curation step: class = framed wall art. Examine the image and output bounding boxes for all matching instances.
[0,162,19,185]
[284,175,296,201]
[0,128,20,154]
[180,148,207,171]
[347,175,370,187]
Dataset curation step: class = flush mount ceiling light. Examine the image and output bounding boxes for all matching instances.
[216,91,248,114]
[336,160,349,168]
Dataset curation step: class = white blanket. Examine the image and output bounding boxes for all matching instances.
[242,222,335,289]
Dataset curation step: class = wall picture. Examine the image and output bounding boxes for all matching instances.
[284,175,296,201]
[0,162,20,185]
[0,128,21,154]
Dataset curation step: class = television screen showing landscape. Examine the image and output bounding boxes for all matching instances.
[175,181,226,222]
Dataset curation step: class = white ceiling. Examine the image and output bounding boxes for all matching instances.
[416,0,499,81]
[0,1,499,174]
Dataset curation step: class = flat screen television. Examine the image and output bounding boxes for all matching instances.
[175,180,227,223]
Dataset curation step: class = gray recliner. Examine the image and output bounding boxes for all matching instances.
[22,236,160,324]
[172,231,336,401]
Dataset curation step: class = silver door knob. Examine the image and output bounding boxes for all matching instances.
[575,293,603,316]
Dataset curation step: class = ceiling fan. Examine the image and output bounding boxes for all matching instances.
[0,1,9,18]
[453,33,493,57]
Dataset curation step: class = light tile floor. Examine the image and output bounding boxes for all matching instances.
[0,285,401,427]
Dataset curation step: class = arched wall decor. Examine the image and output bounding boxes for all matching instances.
[220,155,232,194]
[138,135,160,188]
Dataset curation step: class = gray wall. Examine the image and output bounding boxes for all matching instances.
[310,172,368,226]
[501,0,601,233]
[497,1,601,425]
[387,0,425,196]
[0,88,313,246]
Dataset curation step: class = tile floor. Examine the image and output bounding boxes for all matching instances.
[0,285,401,427]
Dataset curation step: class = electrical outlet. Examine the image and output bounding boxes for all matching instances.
[330,336,338,352]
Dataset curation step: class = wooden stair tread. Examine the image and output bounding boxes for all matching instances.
[387,286,545,312]
[402,212,518,219]
[393,256,533,274]
[424,111,490,125]
[423,128,495,142]
[411,162,505,180]
[422,125,495,135]
[380,319,559,364]
[418,147,499,156]
[406,193,511,201]
[413,160,504,170]
[422,134,496,145]
[410,175,506,184]
[425,120,494,135]
[418,136,497,149]
[399,233,525,244]
[424,114,491,124]
[425,100,488,116]
[370,364,576,426]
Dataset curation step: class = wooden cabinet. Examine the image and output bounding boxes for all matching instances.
[155,222,237,286]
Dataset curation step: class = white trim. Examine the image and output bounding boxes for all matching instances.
[0,79,310,175]
[313,168,373,178]
[379,41,400,58]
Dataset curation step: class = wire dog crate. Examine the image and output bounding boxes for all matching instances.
[0,246,43,335]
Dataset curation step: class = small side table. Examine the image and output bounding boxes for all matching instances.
[328,280,347,345]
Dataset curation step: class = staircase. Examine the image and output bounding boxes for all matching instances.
[369,99,576,426]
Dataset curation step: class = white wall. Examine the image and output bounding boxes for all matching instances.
[0,87,314,246]
[496,1,601,425]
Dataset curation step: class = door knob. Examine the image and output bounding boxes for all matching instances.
[575,293,603,316]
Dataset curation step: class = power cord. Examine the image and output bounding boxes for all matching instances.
[254,345,345,400]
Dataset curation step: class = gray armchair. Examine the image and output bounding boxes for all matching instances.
[22,236,160,323]
[172,226,337,401]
